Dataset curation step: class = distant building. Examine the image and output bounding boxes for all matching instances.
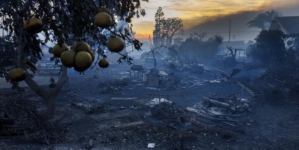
[269,16,299,37]
[218,41,248,56]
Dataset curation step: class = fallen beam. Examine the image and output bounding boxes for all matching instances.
[202,97,231,108]
[110,97,138,100]
[237,81,263,97]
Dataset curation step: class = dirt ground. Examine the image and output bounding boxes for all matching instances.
[1,65,299,150]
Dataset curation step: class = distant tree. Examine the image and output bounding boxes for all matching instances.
[206,35,223,56]
[153,7,183,47]
[223,46,238,67]
[173,32,223,64]
[161,17,183,46]
[247,10,281,30]
[153,7,165,47]
[177,36,198,64]
[143,7,184,68]
[249,30,292,65]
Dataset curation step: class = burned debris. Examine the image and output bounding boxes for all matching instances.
[1,0,299,148]
[201,95,250,114]
[0,96,64,144]
[139,95,247,134]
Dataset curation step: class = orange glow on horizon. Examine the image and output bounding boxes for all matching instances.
[132,0,299,40]
[134,34,149,40]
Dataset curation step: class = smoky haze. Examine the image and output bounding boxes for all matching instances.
[181,11,265,42]
[180,2,299,43]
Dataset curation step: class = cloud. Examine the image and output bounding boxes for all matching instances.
[135,0,299,41]
[181,1,299,41]
[162,0,269,18]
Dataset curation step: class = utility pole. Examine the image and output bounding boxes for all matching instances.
[228,20,231,42]
[158,13,161,46]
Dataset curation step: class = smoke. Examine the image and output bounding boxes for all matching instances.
[181,10,262,42]
[179,1,299,42]
[133,1,299,42]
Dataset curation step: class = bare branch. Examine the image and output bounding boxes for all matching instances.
[52,65,68,94]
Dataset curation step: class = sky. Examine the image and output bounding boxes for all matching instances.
[132,0,299,42]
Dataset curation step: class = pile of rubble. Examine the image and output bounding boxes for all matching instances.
[200,93,251,114]
[144,97,246,134]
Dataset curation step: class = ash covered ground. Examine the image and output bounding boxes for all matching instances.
[1,62,299,150]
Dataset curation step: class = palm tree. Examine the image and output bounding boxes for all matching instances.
[247,10,280,30]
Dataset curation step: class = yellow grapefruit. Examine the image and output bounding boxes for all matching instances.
[52,43,69,57]
[107,38,124,53]
[60,50,76,67]
[8,68,27,81]
[94,12,112,28]
[98,59,109,68]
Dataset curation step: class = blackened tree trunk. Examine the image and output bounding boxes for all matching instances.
[18,38,68,119]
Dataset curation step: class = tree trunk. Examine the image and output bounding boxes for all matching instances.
[24,65,68,120]
[17,37,68,119]
[45,94,57,119]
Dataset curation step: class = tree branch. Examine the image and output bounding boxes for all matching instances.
[16,30,48,100]
[24,74,48,100]
[52,65,68,94]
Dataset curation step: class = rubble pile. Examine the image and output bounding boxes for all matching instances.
[151,102,189,129]
[147,100,244,134]
[201,93,251,114]
[253,68,299,104]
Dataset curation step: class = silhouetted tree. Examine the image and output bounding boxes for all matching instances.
[153,7,165,47]
[161,18,183,46]
[249,30,293,65]
[153,7,183,47]
[247,10,281,30]
[173,32,223,64]
[223,46,238,67]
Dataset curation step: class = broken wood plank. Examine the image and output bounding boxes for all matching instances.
[202,97,231,108]
[110,97,138,100]
[237,81,263,97]
[189,83,202,88]
[147,94,185,97]
[186,107,239,123]
[186,107,213,119]
[186,107,243,133]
